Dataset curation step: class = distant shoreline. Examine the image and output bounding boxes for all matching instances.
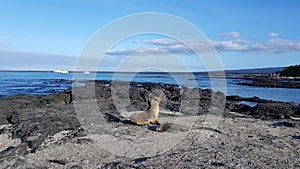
[0,71,274,77]
[0,66,284,75]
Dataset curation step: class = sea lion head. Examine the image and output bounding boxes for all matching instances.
[151,96,162,105]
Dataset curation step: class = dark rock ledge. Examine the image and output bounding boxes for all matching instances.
[237,76,300,88]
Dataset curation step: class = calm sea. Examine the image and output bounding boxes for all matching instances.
[0,71,299,105]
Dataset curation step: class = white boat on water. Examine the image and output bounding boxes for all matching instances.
[53,69,62,73]
[83,71,90,74]
[53,69,69,73]
[61,70,69,74]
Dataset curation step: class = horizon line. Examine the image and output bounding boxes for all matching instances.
[0,66,284,74]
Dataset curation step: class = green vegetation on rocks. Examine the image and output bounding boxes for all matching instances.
[278,64,300,77]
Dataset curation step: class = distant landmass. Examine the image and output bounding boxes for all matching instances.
[224,67,285,74]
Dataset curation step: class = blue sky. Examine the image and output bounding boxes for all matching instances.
[0,0,300,71]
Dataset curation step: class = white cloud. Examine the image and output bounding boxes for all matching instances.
[132,39,179,46]
[215,38,300,53]
[106,46,171,56]
[268,32,279,38]
[232,39,252,44]
[212,40,246,51]
[106,33,300,56]
[265,38,300,53]
[218,31,240,39]
[106,39,215,56]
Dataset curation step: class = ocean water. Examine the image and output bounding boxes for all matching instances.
[0,71,300,105]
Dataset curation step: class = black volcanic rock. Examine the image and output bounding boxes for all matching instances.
[0,80,300,168]
[251,102,299,120]
[238,76,300,88]
[6,105,80,155]
[1,80,300,159]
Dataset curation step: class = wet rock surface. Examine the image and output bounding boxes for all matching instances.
[0,80,299,168]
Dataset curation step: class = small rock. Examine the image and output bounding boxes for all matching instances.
[49,159,68,165]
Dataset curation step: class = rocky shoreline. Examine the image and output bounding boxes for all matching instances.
[0,80,299,168]
[237,76,300,88]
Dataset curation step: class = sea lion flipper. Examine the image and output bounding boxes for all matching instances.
[135,121,151,125]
